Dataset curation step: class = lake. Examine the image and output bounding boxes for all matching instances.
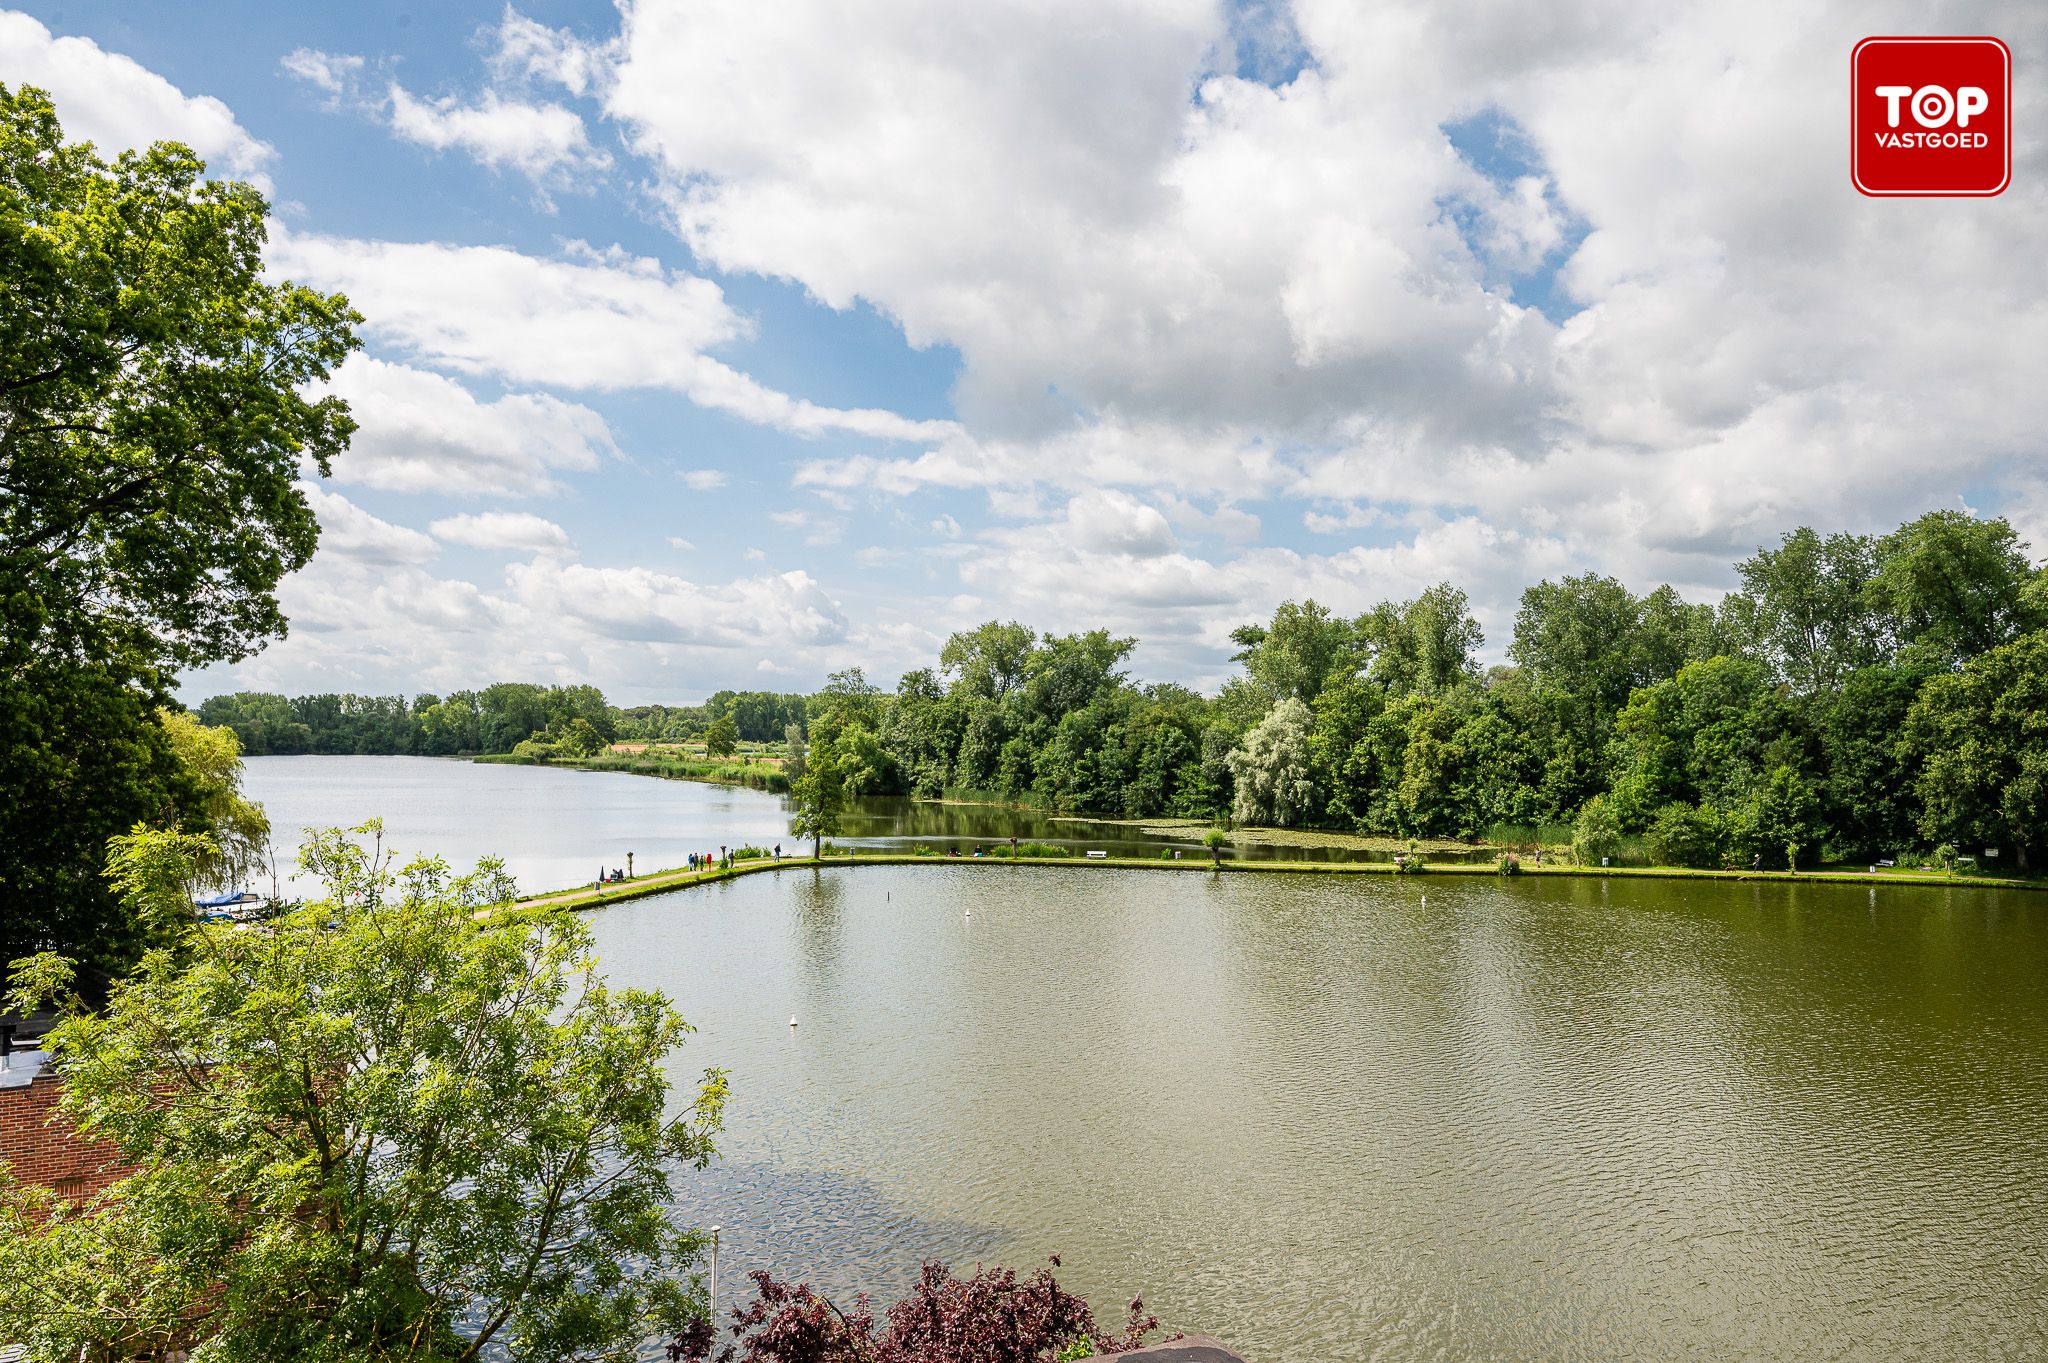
[240,756,1442,897]
[243,755,796,895]
[245,758,2048,1361]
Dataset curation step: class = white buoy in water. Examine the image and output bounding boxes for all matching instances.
[788,1015,798,1029]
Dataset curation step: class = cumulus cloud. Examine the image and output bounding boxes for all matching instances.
[1064,489,1178,558]
[185,0,2048,699]
[321,358,615,497]
[504,559,848,647]
[2,11,274,185]
[386,83,611,183]
[430,511,574,553]
[300,485,439,566]
[270,229,952,442]
[608,0,2048,607]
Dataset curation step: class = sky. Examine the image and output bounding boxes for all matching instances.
[5,0,2045,705]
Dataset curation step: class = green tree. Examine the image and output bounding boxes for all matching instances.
[195,691,314,755]
[1226,697,1316,827]
[1727,765,1823,870]
[789,746,847,858]
[939,620,1037,700]
[1359,584,1482,697]
[782,722,809,783]
[1572,794,1622,866]
[157,709,270,887]
[0,664,198,991]
[1815,663,1928,860]
[1903,630,2048,871]
[1646,802,1725,869]
[561,716,608,759]
[1728,526,1885,693]
[1874,510,2043,670]
[0,824,727,1363]
[1229,599,1356,703]
[0,86,358,990]
[702,714,739,759]
[0,85,359,676]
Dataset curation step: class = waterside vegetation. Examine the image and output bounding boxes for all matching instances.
[206,508,2048,879]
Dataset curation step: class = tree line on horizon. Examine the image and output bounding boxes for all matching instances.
[203,507,2048,874]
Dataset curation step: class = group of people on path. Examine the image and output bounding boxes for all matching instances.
[592,842,792,888]
[684,844,784,873]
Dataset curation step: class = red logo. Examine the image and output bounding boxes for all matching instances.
[1853,37,2010,196]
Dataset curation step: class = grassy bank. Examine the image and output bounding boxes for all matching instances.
[515,844,2046,916]
[475,749,789,792]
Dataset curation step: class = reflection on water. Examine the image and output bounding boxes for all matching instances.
[592,866,2048,1363]
[242,756,1478,901]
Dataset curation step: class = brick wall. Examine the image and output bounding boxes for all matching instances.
[0,1055,135,1203]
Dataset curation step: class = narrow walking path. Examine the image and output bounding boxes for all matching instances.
[511,852,2043,915]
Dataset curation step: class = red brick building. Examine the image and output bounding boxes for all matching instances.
[0,1049,134,1204]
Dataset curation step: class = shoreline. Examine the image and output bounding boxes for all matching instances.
[513,852,2046,917]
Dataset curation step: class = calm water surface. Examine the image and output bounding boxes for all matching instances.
[242,756,1454,896]
[591,867,2047,1363]
[243,755,794,893]
[247,759,2048,1359]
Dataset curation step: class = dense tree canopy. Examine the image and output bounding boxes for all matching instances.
[0,84,358,675]
[1,86,358,988]
[197,507,2046,873]
[1,824,727,1363]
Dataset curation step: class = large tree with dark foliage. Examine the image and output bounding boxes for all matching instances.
[0,84,359,986]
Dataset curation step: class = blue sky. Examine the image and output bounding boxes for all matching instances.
[5,1,2043,704]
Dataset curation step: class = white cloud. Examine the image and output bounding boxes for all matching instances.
[666,536,696,550]
[430,511,574,553]
[2,11,274,185]
[280,47,364,97]
[768,508,843,546]
[299,485,439,566]
[1303,502,1387,535]
[1063,489,1177,558]
[607,0,2048,608]
[321,358,615,497]
[489,9,611,97]
[505,559,848,647]
[677,468,728,490]
[270,228,951,442]
[386,83,611,184]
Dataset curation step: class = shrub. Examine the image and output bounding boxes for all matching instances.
[668,1257,1157,1363]
[1003,841,1076,859]
[1496,853,1521,875]
[1572,795,1622,866]
[1646,802,1726,869]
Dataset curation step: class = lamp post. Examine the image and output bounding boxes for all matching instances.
[709,1224,721,1323]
